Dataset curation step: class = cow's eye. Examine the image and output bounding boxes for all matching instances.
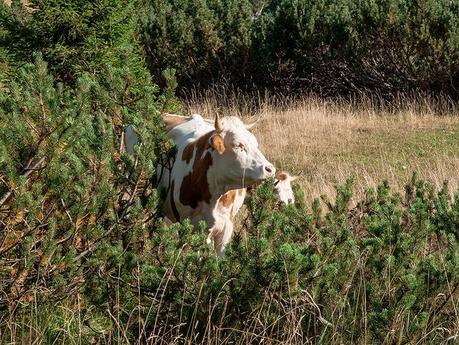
[235,143,245,151]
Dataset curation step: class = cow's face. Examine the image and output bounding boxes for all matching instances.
[275,172,297,204]
[210,115,275,188]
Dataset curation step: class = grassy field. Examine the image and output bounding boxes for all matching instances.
[184,93,459,203]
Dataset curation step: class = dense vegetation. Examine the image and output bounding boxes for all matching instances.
[142,0,459,96]
[0,0,458,344]
[3,0,459,96]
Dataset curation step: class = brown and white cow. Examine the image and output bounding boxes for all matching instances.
[157,113,275,255]
[124,116,298,254]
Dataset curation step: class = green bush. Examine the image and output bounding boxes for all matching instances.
[0,54,168,325]
[159,175,456,344]
[140,0,254,89]
[102,175,456,344]
[4,148,457,344]
[253,0,459,95]
[1,2,458,343]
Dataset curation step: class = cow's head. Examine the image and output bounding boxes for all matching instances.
[274,172,298,204]
[209,114,275,189]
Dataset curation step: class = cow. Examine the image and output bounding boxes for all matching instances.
[274,172,298,205]
[156,113,275,255]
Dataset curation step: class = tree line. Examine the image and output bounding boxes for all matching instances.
[2,0,459,97]
[142,0,459,97]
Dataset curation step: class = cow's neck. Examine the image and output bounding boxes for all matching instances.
[214,179,251,196]
[207,168,227,200]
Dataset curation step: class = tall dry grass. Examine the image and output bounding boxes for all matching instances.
[182,90,459,203]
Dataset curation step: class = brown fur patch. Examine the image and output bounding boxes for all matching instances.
[182,143,194,163]
[182,131,213,164]
[276,172,288,181]
[170,180,180,222]
[220,190,236,208]
[194,131,213,157]
[211,134,225,154]
[179,132,214,208]
[163,114,189,132]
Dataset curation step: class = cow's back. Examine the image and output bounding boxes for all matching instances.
[157,115,215,223]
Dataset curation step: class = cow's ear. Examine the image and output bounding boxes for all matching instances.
[290,175,299,181]
[276,172,288,181]
[210,133,225,154]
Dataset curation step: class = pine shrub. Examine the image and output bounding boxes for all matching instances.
[140,0,254,89]
[135,176,457,344]
[0,54,168,325]
[1,85,458,343]
[0,0,149,85]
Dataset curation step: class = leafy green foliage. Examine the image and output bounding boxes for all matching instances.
[104,176,457,343]
[5,161,457,343]
[253,0,459,94]
[140,0,254,89]
[1,59,457,344]
[1,1,458,344]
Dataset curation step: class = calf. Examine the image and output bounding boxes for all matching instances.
[274,172,297,204]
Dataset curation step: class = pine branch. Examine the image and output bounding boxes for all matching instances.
[0,156,46,208]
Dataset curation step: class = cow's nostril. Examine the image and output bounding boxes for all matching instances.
[265,165,274,174]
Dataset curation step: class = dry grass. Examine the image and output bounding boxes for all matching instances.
[183,93,459,203]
